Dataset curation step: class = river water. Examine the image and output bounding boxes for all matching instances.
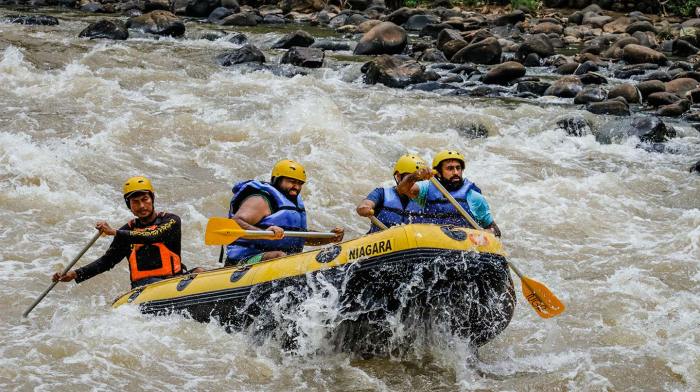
[1,7,699,391]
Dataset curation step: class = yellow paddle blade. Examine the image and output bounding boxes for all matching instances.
[520,275,565,319]
[205,217,245,245]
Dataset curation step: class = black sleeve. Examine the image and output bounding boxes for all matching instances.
[75,225,131,283]
[114,215,181,245]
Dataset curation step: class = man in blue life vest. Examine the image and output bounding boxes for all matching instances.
[397,150,502,237]
[52,176,203,289]
[356,154,428,232]
[225,159,345,266]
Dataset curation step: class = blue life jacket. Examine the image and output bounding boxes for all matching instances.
[407,179,482,228]
[226,180,307,263]
[370,187,410,233]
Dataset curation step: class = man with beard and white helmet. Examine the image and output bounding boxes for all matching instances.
[397,150,501,237]
[225,159,344,266]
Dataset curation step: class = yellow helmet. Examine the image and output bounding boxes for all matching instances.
[432,150,465,170]
[271,159,306,183]
[394,154,427,175]
[123,176,154,206]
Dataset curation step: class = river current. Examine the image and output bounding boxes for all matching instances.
[1,7,699,392]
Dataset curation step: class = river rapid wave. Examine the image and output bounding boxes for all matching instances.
[1,7,699,392]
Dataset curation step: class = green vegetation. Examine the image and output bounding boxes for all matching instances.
[400,0,539,10]
[666,0,700,17]
[509,0,540,12]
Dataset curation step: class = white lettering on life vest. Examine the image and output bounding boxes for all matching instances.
[347,239,393,260]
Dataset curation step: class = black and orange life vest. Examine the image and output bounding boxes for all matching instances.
[127,213,182,282]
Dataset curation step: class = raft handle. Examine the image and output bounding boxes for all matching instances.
[230,266,251,283]
[440,226,467,241]
[176,274,197,291]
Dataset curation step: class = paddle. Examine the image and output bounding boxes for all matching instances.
[369,215,388,230]
[205,217,337,245]
[23,230,102,318]
[429,176,565,319]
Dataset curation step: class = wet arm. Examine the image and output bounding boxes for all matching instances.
[232,195,273,231]
[74,236,130,283]
[356,199,376,217]
[115,216,181,244]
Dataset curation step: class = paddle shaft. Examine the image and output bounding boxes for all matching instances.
[369,215,388,230]
[22,231,101,318]
[240,230,337,239]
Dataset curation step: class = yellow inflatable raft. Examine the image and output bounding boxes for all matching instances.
[113,224,515,352]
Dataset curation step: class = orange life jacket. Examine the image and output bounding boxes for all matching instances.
[127,215,182,282]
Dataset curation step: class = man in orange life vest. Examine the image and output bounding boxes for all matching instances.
[52,176,201,288]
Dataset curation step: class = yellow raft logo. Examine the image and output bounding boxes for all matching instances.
[348,239,393,260]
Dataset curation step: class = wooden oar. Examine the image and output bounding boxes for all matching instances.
[23,230,102,318]
[429,177,565,319]
[205,217,337,246]
[369,215,388,230]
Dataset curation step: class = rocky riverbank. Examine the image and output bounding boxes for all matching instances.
[2,1,700,168]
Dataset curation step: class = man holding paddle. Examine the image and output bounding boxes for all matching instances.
[224,159,344,266]
[356,154,428,232]
[397,150,501,237]
[51,176,201,289]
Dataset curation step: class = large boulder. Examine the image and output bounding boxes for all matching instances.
[517,33,555,61]
[517,81,551,96]
[587,98,630,116]
[627,116,676,142]
[622,44,667,65]
[216,44,265,65]
[598,116,675,143]
[579,72,608,85]
[280,46,324,68]
[451,37,501,65]
[126,10,185,37]
[220,12,258,26]
[625,21,655,35]
[79,20,128,40]
[574,86,607,104]
[418,48,448,63]
[482,61,526,85]
[436,28,466,59]
[272,30,314,49]
[647,92,681,107]
[665,77,699,97]
[362,55,427,88]
[186,0,220,17]
[690,160,700,174]
[544,76,583,98]
[385,7,420,26]
[608,84,640,103]
[602,36,640,59]
[582,13,613,28]
[208,7,234,24]
[531,22,563,35]
[657,100,691,117]
[354,22,407,55]
[494,10,525,26]
[603,16,631,34]
[403,14,440,31]
[637,80,666,99]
